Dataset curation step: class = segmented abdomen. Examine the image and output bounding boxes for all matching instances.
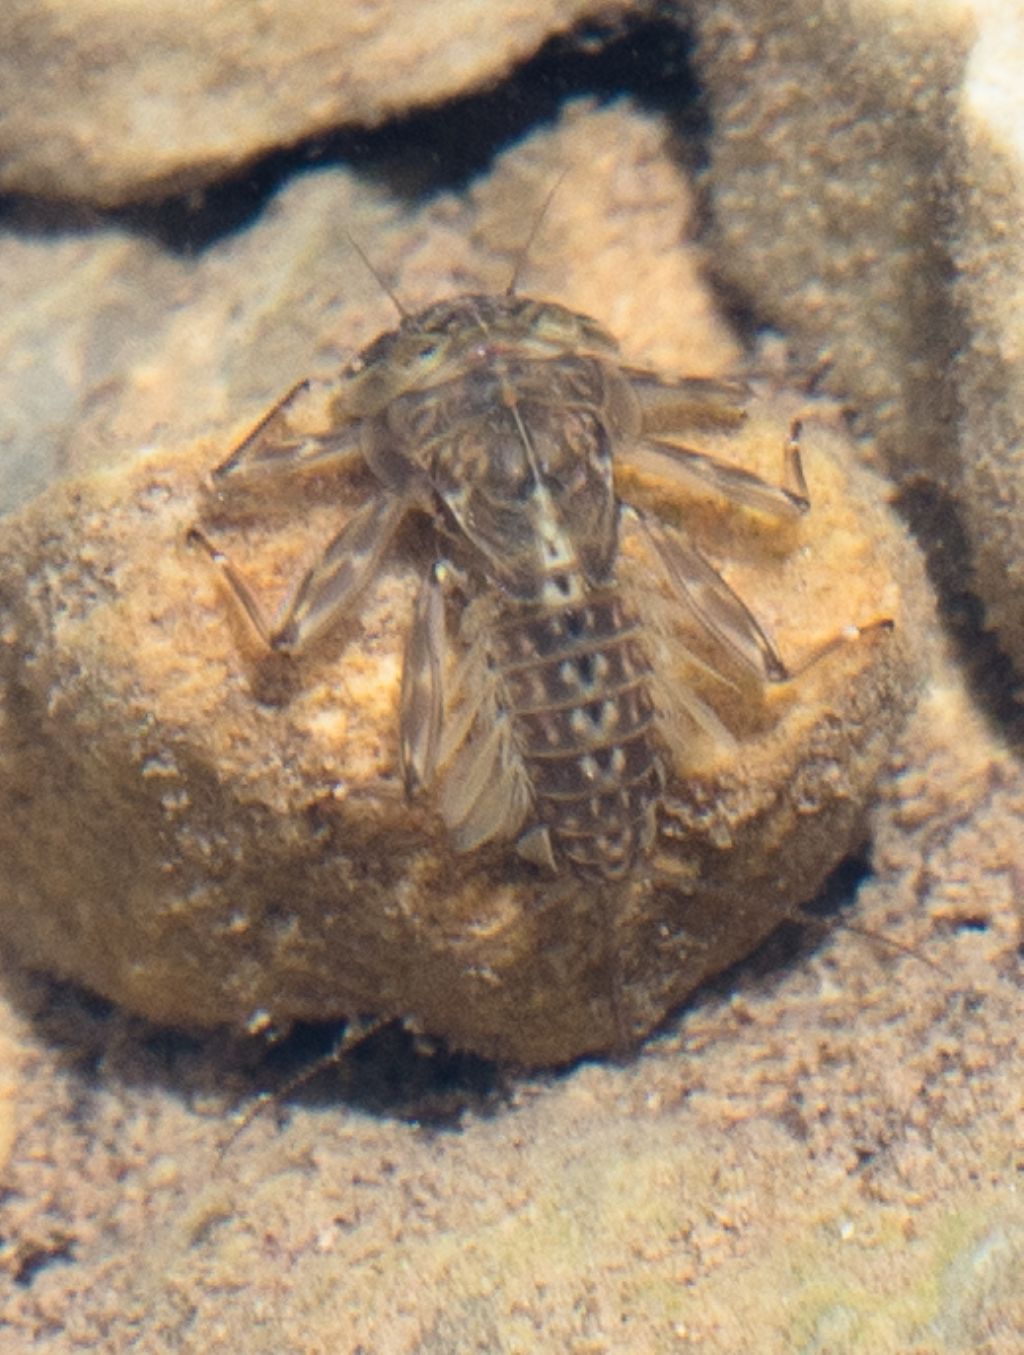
[492,588,664,881]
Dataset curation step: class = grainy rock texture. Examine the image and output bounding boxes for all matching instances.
[7,0,1024,670]
[694,0,969,484]
[0,232,185,516]
[0,384,923,1064]
[693,0,1024,673]
[0,104,929,1065]
[0,672,1020,1352]
[954,6,1024,670]
[0,0,611,205]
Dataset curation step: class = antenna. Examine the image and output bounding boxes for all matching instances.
[796,907,949,977]
[506,168,571,297]
[345,232,407,319]
[216,1015,387,1163]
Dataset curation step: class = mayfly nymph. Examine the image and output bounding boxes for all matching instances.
[191,289,886,1046]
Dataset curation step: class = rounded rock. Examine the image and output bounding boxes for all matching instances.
[0,385,931,1064]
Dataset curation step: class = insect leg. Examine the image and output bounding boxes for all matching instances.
[621,420,809,521]
[399,564,447,795]
[213,379,364,485]
[627,505,789,683]
[217,1014,387,1163]
[629,506,892,686]
[439,707,532,855]
[626,371,751,432]
[399,572,533,850]
[782,616,894,678]
[190,490,406,653]
[399,566,497,795]
[272,493,408,651]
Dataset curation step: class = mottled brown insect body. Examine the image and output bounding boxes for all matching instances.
[486,585,663,880]
[362,299,665,880]
[194,288,861,976]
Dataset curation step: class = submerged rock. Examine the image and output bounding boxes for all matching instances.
[694,0,1024,675]
[0,99,936,1064]
[0,0,606,205]
[0,381,930,1064]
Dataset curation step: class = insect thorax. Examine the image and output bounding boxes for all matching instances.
[376,347,640,597]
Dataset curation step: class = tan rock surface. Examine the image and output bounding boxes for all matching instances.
[694,0,971,485]
[1,102,740,516]
[693,0,1024,673]
[0,230,184,517]
[0,381,923,1064]
[0,0,611,205]
[0,671,1020,1352]
[5,2,1024,672]
[0,102,929,1065]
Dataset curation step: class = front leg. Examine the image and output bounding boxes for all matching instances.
[213,379,364,486]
